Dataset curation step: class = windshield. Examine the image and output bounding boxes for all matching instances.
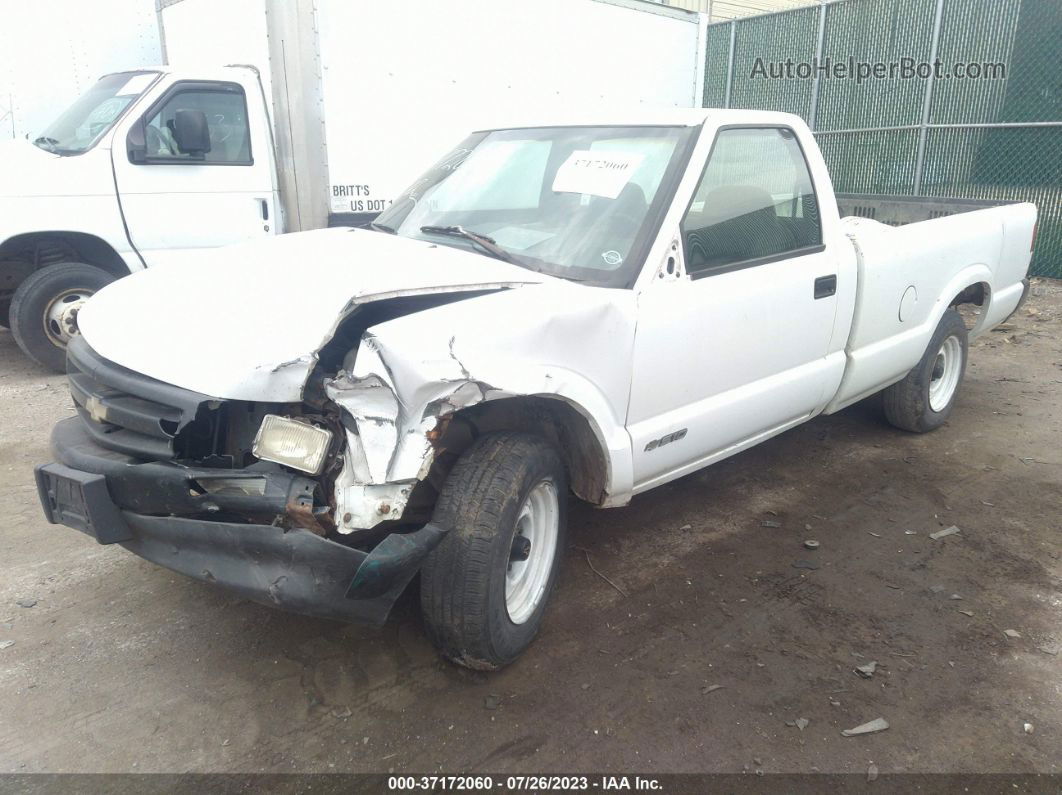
[34,71,159,155]
[374,125,695,287]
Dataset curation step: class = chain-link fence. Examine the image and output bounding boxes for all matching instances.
[703,0,1062,277]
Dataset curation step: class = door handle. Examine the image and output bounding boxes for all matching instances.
[814,274,837,299]
[258,198,269,221]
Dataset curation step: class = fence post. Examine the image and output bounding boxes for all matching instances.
[725,20,736,108]
[808,0,828,130]
[914,0,946,195]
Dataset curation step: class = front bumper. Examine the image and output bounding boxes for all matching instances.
[36,417,448,625]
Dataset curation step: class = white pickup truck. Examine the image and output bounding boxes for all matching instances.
[36,110,1036,669]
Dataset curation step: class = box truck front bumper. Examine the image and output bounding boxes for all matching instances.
[36,417,448,625]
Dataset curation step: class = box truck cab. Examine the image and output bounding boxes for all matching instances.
[0,66,278,370]
[0,0,707,371]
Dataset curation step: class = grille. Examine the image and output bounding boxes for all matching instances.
[66,336,222,461]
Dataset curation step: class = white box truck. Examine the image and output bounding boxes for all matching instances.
[0,0,706,370]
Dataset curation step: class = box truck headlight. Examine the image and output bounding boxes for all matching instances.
[252,415,333,475]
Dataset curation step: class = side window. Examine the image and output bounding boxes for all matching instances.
[141,86,251,164]
[682,127,821,274]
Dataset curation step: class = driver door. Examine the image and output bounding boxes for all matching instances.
[112,77,277,268]
[628,126,845,491]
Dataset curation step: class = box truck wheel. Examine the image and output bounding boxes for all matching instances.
[883,308,968,433]
[10,263,115,372]
[420,432,568,670]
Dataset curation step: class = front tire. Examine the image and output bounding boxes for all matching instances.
[883,308,968,433]
[420,432,568,670]
[10,263,114,372]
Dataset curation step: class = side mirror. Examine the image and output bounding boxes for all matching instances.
[126,121,147,164]
[173,109,211,156]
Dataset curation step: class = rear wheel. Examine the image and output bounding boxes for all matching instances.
[10,262,114,372]
[420,432,568,670]
[883,308,968,433]
[0,258,35,329]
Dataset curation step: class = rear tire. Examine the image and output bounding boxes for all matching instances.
[10,263,114,372]
[883,308,968,433]
[1,258,35,329]
[420,432,568,670]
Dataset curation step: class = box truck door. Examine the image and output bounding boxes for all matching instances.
[112,78,276,267]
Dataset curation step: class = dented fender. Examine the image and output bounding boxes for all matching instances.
[325,284,639,533]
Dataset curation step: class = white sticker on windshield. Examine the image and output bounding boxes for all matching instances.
[117,73,156,97]
[551,150,645,199]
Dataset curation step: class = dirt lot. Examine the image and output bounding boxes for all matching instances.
[0,281,1059,776]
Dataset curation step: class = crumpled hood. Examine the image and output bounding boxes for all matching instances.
[77,227,547,400]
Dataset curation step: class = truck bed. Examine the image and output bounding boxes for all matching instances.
[836,193,1017,227]
[825,200,1037,413]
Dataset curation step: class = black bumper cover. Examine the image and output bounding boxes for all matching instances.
[36,418,447,625]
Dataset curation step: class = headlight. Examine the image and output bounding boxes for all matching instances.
[252,415,333,475]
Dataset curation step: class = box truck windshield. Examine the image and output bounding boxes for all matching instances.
[33,71,159,155]
[374,125,695,287]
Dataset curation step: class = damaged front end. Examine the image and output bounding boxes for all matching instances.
[37,333,459,624]
[39,272,623,627]
[324,331,505,534]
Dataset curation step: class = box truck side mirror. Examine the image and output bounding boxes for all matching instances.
[173,109,211,156]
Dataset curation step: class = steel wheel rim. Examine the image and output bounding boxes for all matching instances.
[929,335,962,412]
[43,288,94,348]
[505,479,559,625]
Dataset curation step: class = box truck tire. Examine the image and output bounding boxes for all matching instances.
[10,263,115,372]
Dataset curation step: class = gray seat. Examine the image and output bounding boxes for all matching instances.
[686,185,795,269]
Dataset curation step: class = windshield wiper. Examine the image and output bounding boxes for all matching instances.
[420,225,515,263]
[366,221,397,234]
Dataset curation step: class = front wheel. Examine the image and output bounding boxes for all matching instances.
[10,263,114,372]
[420,432,568,670]
[883,308,969,433]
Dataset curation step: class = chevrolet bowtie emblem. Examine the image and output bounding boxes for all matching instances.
[84,395,108,424]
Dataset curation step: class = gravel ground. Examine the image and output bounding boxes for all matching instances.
[0,280,1059,775]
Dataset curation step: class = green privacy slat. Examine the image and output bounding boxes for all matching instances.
[704,23,732,108]
[703,0,1062,278]
[923,126,1062,278]
[728,6,819,119]
[930,0,1020,125]
[818,129,920,195]
[817,0,936,131]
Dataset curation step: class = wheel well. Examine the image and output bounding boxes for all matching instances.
[949,282,987,308]
[0,232,131,282]
[408,396,611,519]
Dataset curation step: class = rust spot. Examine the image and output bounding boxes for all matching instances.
[426,414,452,445]
[285,481,329,534]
